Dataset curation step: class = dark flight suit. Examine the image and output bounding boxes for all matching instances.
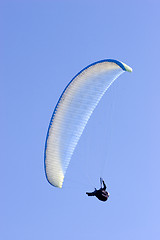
[86,180,109,202]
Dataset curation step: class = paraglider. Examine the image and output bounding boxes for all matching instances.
[86,178,109,202]
[44,59,132,189]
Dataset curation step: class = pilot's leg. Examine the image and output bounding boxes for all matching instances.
[86,192,95,196]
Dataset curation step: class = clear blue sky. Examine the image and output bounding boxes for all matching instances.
[1,0,160,239]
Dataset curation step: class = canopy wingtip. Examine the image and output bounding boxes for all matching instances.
[121,62,132,72]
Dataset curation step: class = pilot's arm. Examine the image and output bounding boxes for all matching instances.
[102,181,106,190]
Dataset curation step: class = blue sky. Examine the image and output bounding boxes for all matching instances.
[1,0,160,239]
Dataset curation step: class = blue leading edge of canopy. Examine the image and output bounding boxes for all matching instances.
[44,59,127,187]
[72,59,127,81]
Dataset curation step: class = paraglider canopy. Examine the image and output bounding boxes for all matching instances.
[44,59,132,188]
